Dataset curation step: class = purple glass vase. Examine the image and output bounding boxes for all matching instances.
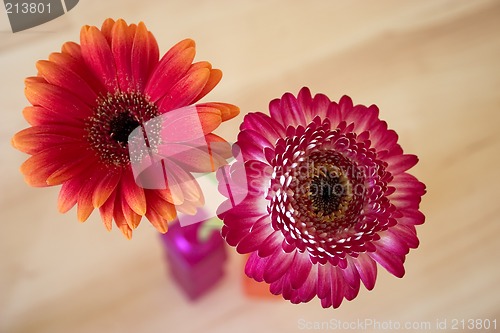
[160,216,227,300]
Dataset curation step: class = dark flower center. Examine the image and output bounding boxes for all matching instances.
[109,112,141,145]
[86,91,160,167]
[309,173,343,215]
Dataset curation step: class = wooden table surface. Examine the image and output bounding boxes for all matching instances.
[1,1,499,332]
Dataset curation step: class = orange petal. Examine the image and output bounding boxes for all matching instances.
[145,208,169,234]
[145,46,196,103]
[12,126,80,154]
[157,68,210,110]
[205,133,233,159]
[61,41,82,59]
[25,82,93,119]
[121,195,142,230]
[58,177,81,213]
[194,69,222,102]
[99,190,116,231]
[122,169,147,215]
[100,18,116,44]
[92,170,122,208]
[111,19,135,91]
[197,105,223,134]
[77,183,95,222]
[130,22,158,91]
[113,195,133,239]
[80,25,118,92]
[36,60,97,106]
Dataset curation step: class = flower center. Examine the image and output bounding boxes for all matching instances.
[309,168,347,216]
[86,91,160,167]
[109,112,141,145]
[291,151,357,225]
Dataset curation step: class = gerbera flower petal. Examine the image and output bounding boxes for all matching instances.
[45,155,97,185]
[157,68,210,111]
[145,39,195,102]
[257,230,282,258]
[218,87,425,307]
[120,194,142,229]
[20,144,90,187]
[111,19,136,91]
[263,247,296,284]
[100,18,115,43]
[25,82,93,119]
[80,25,118,91]
[13,18,239,238]
[353,253,378,290]
[193,67,222,102]
[12,126,81,154]
[112,197,133,239]
[99,190,116,231]
[240,112,286,145]
[236,222,273,254]
[58,177,82,213]
[49,49,105,94]
[36,60,98,105]
[369,245,405,278]
[92,170,121,208]
[131,22,159,91]
[77,173,102,222]
[121,169,147,215]
[237,129,275,163]
[245,252,269,282]
[289,252,313,290]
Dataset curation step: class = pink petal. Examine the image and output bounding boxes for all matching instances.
[289,252,313,289]
[375,231,410,257]
[279,92,307,127]
[245,252,269,282]
[369,121,399,152]
[257,231,282,258]
[398,209,426,226]
[236,222,274,254]
[341,257,361,290]
[386,154,419,175]
[353,253,377,290]
[240,112,286,145]
[389,224,419,249]
[297,266,318,303]
[369,246,405,278]
[263,247,295,283]
[237,129,274,163]
[317,264,332,299]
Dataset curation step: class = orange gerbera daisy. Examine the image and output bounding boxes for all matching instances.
[11,18,239,238]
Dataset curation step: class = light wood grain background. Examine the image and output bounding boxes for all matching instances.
[1,1,499,332]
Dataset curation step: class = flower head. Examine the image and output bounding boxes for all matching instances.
[12,18,239,238]
[217,87,425,308]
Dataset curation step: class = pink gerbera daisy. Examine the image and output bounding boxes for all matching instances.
[11,18,239,238]
[217,87,425,308]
